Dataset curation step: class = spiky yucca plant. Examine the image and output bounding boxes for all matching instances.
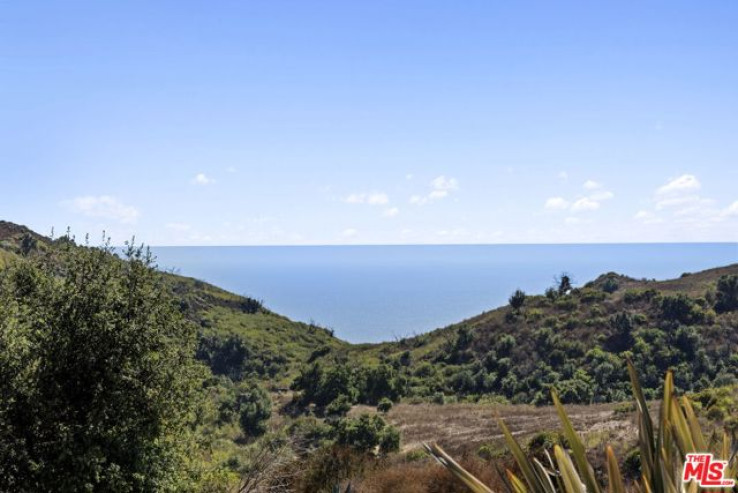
[426,361,737,492]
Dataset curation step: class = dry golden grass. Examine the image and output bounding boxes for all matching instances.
[350,400,636,456]
[355,455,506,493]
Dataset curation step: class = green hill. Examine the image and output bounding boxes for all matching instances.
[0,221,345,387]
[2,220,736,406]
[296,264,737,408]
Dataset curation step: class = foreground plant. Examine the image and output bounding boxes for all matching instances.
[426,361,737,492]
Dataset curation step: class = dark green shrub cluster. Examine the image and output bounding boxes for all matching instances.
[291,361,405,412]
[0,240,203,491]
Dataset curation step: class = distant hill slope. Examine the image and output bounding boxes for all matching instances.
[3,220,736,404]
[0,221,345,386]
[321,263,737,405]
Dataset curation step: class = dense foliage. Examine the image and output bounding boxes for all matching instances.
[297,273,738,407]
[0,239,204,491]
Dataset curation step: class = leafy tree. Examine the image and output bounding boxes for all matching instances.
[0,239,203,491]
[715,275,738,313]
[509,289,526,310]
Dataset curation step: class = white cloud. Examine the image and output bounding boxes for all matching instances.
[724,201,738,217]
[632,174,738,229]
[410,175,459,205]
[571,197,600,212]
[165,222,191,231]
[64,195,139,224]
[344,192,389,205]
[341,228,358,238]
[431,175,459,192]
[656,174,700,195]
[544,181,613,215]
[383,207,400,217]
[192,173,215,185]
[544,197,570,210]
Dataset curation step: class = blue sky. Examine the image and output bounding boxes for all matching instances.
[2,1,737,245]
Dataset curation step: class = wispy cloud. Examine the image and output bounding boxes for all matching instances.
[192,173,215,185]
[63,195,139,224]
[544,180,613,214]
[410,175,459,205]
[383,207,400,217]
[635,174,737,227]
[571,197,600,212]
[656,174,700,195]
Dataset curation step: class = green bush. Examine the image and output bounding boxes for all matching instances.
[509,289,526,310]
[335,414,399,453]
[0,240,203,491]
[377,397,393,413]
[326,394,353,417]
[237,384,272,438]
[715,275,738,313]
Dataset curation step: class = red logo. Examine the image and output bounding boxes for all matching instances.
[682,453,735,488]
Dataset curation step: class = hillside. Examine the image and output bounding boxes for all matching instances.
[2,219,736,491]
[0,221,345,387]
[3,220,736,403]
[295,263,738,408]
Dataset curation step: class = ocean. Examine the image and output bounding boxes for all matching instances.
[151,243,737,343]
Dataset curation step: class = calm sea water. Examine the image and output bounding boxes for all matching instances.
[151,243,737,343]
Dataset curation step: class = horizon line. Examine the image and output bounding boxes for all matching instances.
[142,240,738,248]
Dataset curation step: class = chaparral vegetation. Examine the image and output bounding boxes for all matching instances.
[0,221,736,491]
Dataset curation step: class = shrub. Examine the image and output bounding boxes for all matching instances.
[0,240,203,490]
[545,287,559,301]
[238,384,272,437]
[335,414,399,454]
[527,431,566,459]
[379,426,401,454]
[660,293,700,324]
[555,297,578,312]
[715,275,738,313]
[509,289,526,310]
[602,277,619,294]
[377,397,393,413]
[326,394,353,417]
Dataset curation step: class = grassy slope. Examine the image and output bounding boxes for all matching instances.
[2,220,735,388]
[0,221,346,386]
